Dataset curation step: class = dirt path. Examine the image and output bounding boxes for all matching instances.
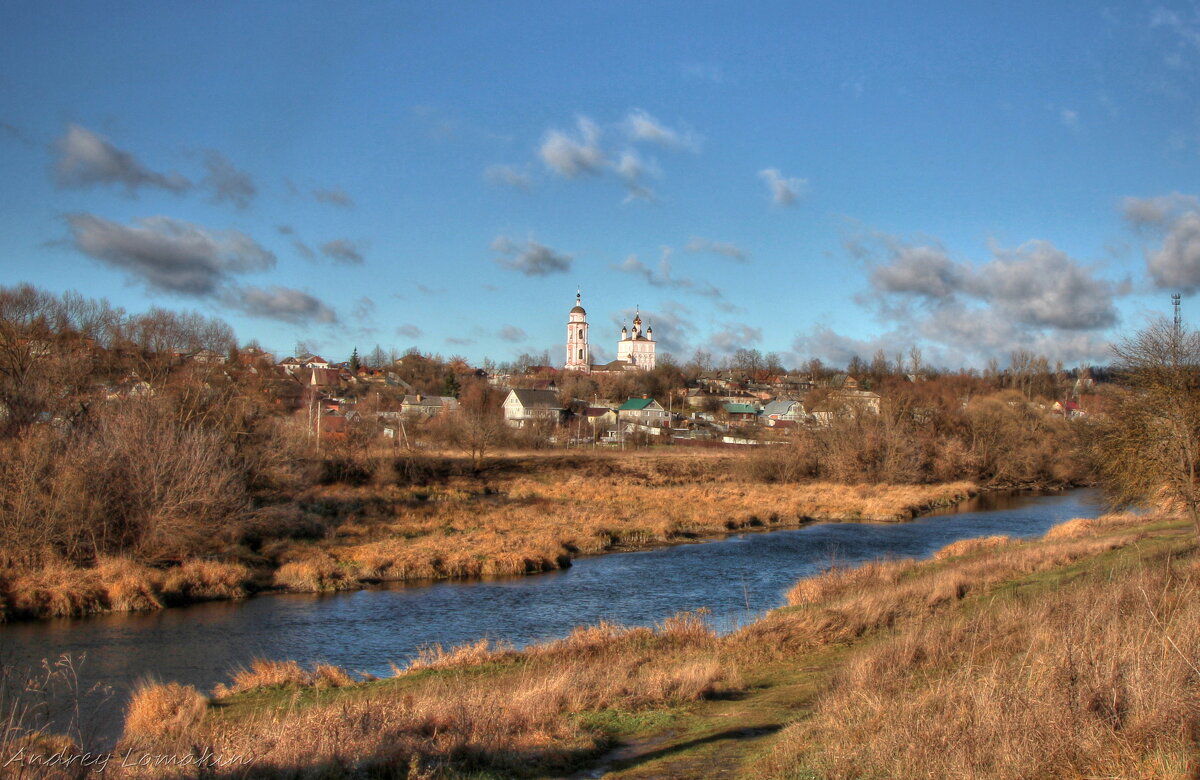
[567,653,839,779]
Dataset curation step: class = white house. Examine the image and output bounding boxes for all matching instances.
[503,388,564,428]
[762,399,807,426]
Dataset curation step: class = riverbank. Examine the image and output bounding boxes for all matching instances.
[85,507,1194,778]
[0,450,983,622]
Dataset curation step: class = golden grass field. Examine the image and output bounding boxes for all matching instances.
[0,450,977,620]
[17,505,1184,779]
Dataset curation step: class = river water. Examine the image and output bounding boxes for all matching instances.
[0,488,1101,739]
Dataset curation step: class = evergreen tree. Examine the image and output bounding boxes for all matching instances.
[349,347,360,373]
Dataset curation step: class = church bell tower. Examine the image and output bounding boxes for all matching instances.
[565,290,590,372]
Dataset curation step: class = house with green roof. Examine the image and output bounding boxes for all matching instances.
[617,396,668,427]
[722,402,760,426]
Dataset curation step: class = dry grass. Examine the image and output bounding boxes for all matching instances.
[738,526,1138,660]
[405,638,517,673]
[933,534,1013,560]
[121,681,208,741]
[0,556,253,620]
[1043,511,1145,540]
[160,560,251,602]
[763,535,1200,779]
[212,658,358,697]
[117,610,736,777]
[1,451,977,621]
[306,461,976,594]
[271,557,355,592]
[97,510,1187,778]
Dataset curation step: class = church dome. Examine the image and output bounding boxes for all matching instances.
[570,304,586,315]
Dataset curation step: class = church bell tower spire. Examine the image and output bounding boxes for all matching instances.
[565,289,590,372]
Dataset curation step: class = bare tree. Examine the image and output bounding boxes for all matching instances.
[1093,317,1200,533]
[0,285,100,435]
[450,384,507,473]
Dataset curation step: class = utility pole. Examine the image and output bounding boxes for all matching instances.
[1174,293,1183,369]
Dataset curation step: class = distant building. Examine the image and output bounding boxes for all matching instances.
[762,399,806,425]
[562,291,656,373]
[616,308,656,370]
[617,397,668,426]
[502,388,564,427]
[722,402,760,425]
[400,394,459,417]
[565,291,590,372]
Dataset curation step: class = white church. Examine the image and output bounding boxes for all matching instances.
[564,291,656,373]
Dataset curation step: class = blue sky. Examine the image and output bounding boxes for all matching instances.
[2,2,1200,370]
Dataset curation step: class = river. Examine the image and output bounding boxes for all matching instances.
[0,488,1101,741]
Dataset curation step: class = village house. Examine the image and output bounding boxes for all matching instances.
[293,366,343,389]
[617,397,669,427]
[278,356,304,374]
[722,402,760,426]
[1052,400,1086,419]
[762,399,807,426]
[303,355,331,369]
[502,388,564,428]
[400,394,459,417]
[834,389,882,415]
[583,406,619,433]
[182,348,227,365]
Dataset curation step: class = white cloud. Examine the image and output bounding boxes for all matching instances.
[611,248,732,307]
[539,116,604,177]
[869,244,963,301]
[491,234,573,276]
[319,238,364,265]
[972,240,1119,330]
[66,213,274,296]
[819,227,1124,366]
[225,285,337,324]
[758,168,808,206]
[55,125,190,194]
[615,150,656,203]
[710,323,763,354]
[293,239,316,260]
[498,325,527,342]
[623,109,700,151]
[201,150,255,209]
[1123,192,1200,292]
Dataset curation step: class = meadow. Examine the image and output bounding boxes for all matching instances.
[0,449,977,621]
[7,503,1191,778]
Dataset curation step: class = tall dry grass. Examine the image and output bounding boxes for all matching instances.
[103,512,1177,778]
[211,658,357,697]
[116,611,736,777]
[0,557,251,620]
[304,474,977,594]
[763,542,1200,779]
[121,681,207,742]
[2,449,977,622]
[736,522,1138,659]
